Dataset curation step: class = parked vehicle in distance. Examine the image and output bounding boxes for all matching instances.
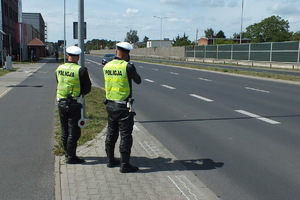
[102,54,115,65]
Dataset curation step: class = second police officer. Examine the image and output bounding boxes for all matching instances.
[56,46,92,164]
[103,42,141,173]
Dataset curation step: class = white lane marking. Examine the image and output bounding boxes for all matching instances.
[198,77,212,82]
[139,141,159,157]
[0,88,12,99]
[86,59,102,66]
[170,72,179,75]
[168,175,202,200]
[235,110,280,125]
[152,68,158,71]
[245,87,270,93]
[189,94,214,102]
[144,79,154,83]
[161,84,176,90]
[133,125,140,131]
[139,66,144,68]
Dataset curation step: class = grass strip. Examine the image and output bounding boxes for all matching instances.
[0,68,18,76]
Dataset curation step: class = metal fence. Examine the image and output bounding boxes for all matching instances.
[185,41,300,63]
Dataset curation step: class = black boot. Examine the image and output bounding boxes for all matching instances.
[63,143,68,159]
[120,153,138,173]
[106,148,120,168]
[67,142,85,164]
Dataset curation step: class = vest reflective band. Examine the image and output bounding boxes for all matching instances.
[103,59,130,101]
[56,63,81,98]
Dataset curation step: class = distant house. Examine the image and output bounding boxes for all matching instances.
[198,37,251,45]
[27,37,46,59]
[147,39,173,48]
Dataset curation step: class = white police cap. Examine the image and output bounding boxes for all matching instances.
[116,42,133,51]
[66,46,82,55]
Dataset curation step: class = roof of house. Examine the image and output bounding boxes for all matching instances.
[199,37,251,41]
[27,38,45,46]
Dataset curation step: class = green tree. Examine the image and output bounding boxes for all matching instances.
[173,33,192,46]
[233,32,247,39]
[291,31,300,41]
[143,36,149,43]
[205,28,215,38]
[215,39,234,45]
[216,30,226,38]
[245,15,292,43]
[124,30,139,44]
[85,39,116,50]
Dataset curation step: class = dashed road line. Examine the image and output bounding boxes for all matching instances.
[235,109,280,125]
[198,77,212,82]
[161,84,176,90]
[152,68,158,71]
[170,72,179,75]
[189,94,214,102]
[86,59,102,66]
[144,79,154,83]
[245,87,270,93]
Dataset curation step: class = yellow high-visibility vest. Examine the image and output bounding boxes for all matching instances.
[103,59,130,101]
[56,63,81,99]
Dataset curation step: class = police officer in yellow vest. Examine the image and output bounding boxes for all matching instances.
[103,42,141,173]
[56,46,92,164]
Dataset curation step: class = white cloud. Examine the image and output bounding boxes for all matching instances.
[126,8,140,15]
[194,0,225,7]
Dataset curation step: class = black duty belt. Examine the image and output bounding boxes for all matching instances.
[58,98,79,104]
[107,100,127,104]
[106,100,129,108]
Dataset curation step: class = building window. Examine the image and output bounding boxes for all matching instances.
[4,3,8,17]
[9,7,13,19]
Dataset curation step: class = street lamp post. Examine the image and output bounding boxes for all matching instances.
[63,0,66,63]
[153,16,167,47]
[240,0,244,44]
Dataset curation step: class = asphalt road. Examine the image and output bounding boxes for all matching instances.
[0,59,57,199]
[86,55,300,200]
[134,57,300,76]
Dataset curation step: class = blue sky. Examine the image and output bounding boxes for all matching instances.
[22,0,300,45]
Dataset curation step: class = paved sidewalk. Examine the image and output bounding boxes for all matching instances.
[56,123,220,200]
[0,61,47,97]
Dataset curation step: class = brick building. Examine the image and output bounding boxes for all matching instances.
[1,0,19,58]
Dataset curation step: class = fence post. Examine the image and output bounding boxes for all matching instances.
[193,45,195,61]
[231,44,233,60]
[248,43,251,61]
[270,42,273,62]
[297,42,300,63]
[217,45,219,59]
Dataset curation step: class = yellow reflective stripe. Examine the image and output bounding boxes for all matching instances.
[105,87,130,92]
[104,78,128,82]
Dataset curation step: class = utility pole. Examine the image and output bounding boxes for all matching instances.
[153,16,167,47]
[240,0,244,44]
[63,0,66,63]
[78,0,86,127]
[78,0,84,67]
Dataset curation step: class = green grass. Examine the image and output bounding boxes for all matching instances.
[0,68,18,76]
[53,87,107,156]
